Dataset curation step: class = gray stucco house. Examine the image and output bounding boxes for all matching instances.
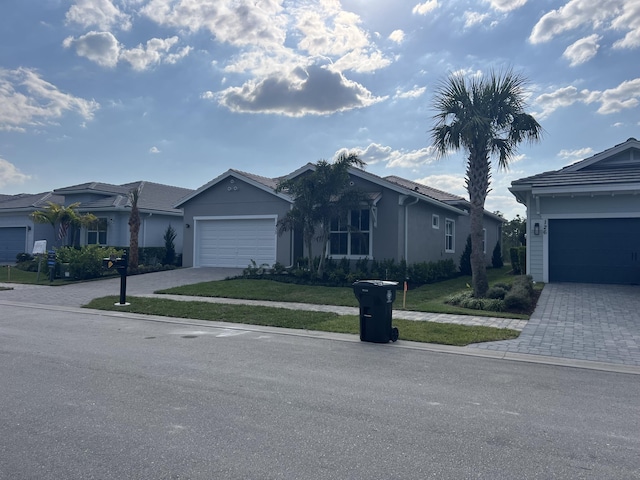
[0,181,193,263]
[175,164,504,269]
[510,137,640,285]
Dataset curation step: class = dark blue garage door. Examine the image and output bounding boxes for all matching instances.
[0,227,27,263]
[549,218,640,285]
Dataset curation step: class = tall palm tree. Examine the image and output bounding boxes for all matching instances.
[128,185,142,271]
[431,69,542,297]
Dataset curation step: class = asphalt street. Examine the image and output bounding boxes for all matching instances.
[1,303,639,479]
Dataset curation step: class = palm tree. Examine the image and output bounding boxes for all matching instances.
[431,69,542,297]
[128,185,142,271]
[30,201,96,247]
[276,153,367,277]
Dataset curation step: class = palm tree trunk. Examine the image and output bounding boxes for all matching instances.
[467,150,490,297]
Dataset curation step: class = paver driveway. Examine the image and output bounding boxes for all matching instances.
[470,283,640,366]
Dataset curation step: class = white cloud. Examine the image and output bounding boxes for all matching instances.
[0,68,99,132]
[216,65,385,117]
[140,0,287,48]
[388,30,405,44]
[562,34,601,66]
[63,31,120,68]
[66,0,132,31]
[535,78,640,118]
[464,11,491,28]
[414,174,467,197]
[141,0,390,116]
[558,147,594,159]
[484,0,528,12]
[149,146,161,154]
[120,36,181,70]
[0,156,31,187]
[64,32,192,70]
[336,143,439,168]
[412,1,439,16]
[394,86,427,99]
[529,0,640,53]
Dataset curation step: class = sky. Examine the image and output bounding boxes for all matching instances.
[1,0,639,220]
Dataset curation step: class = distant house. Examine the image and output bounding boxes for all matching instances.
[175,164,504,269]
[0,181,193,263]
[510,137,640,285]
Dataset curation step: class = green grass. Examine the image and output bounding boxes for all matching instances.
[84,296,520,346]
[157,266,531,319]
[0,265,69,285]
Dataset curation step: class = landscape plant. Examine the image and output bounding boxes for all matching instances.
[431,69,542,297]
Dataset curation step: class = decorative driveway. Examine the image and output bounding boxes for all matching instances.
[469,283,640,366]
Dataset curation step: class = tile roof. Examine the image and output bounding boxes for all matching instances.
[0,192,64,210]
[384,175,466,202]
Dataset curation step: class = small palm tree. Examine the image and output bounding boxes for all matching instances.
[276,153,367,277]
[431,69,542,297]
[128,185,142,270]
[30,201,96,247]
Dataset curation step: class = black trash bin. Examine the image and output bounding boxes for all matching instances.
[352,280,399,343]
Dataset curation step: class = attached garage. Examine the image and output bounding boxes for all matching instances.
[194,216,277,268]
[549,218,640,285]
[0,227,27,263]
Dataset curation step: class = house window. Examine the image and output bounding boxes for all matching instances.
[445,218,455,253]
[329,209,370,257]
[87,218,108,245]
[432,214,440,229]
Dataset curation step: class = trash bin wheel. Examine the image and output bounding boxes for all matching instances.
[391,327,399,342]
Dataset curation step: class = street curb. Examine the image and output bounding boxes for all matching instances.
[2,299,639,376]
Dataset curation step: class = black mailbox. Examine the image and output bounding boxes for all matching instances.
[352,280,399,343]
[103,252,129,305]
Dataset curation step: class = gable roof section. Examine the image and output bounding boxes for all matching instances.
[55,181,193,214]
[0,192,64,212]
[174,169,292,208]
[511,138,640,202]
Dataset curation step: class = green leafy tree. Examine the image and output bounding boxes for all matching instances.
[502,214,526,260]
[276,153,368,278]
[431,69,542,297]
[30,201,96,247]
[128,185,142,270]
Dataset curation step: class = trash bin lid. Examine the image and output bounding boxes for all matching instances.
[352,280,399,287]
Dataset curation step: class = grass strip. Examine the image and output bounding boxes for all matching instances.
[85,296,520,346]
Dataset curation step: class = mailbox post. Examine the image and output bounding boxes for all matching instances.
[103,251,130,306]
[47,250,56,282]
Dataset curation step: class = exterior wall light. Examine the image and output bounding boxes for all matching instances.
[534,222,540,235]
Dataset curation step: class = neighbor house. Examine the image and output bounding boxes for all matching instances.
[0,181,193,263]
[175,164,505,269]
[509,137,640,285]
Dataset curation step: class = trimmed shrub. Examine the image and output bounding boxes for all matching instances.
[503,275,534,311]
[486,286,507,299]
[510,247,521,274]
[492,241,504,268]
[445,291,505,312]
[459,235,472,275]
[517,247,526,275]
[57,245,123,280]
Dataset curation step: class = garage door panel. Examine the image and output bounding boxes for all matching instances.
[549,218,640,285]
[196,218,276,268]
[0,227,27,263]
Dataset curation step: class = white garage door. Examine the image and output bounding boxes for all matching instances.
[195,216,277,268]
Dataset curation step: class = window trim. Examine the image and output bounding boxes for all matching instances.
[432,214,440,229]
[444,218,455,253]
[87,217,108,246]
[328,208,373,259]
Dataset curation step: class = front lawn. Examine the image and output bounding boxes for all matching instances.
[84,296,520,346]
[157,266,536,319]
